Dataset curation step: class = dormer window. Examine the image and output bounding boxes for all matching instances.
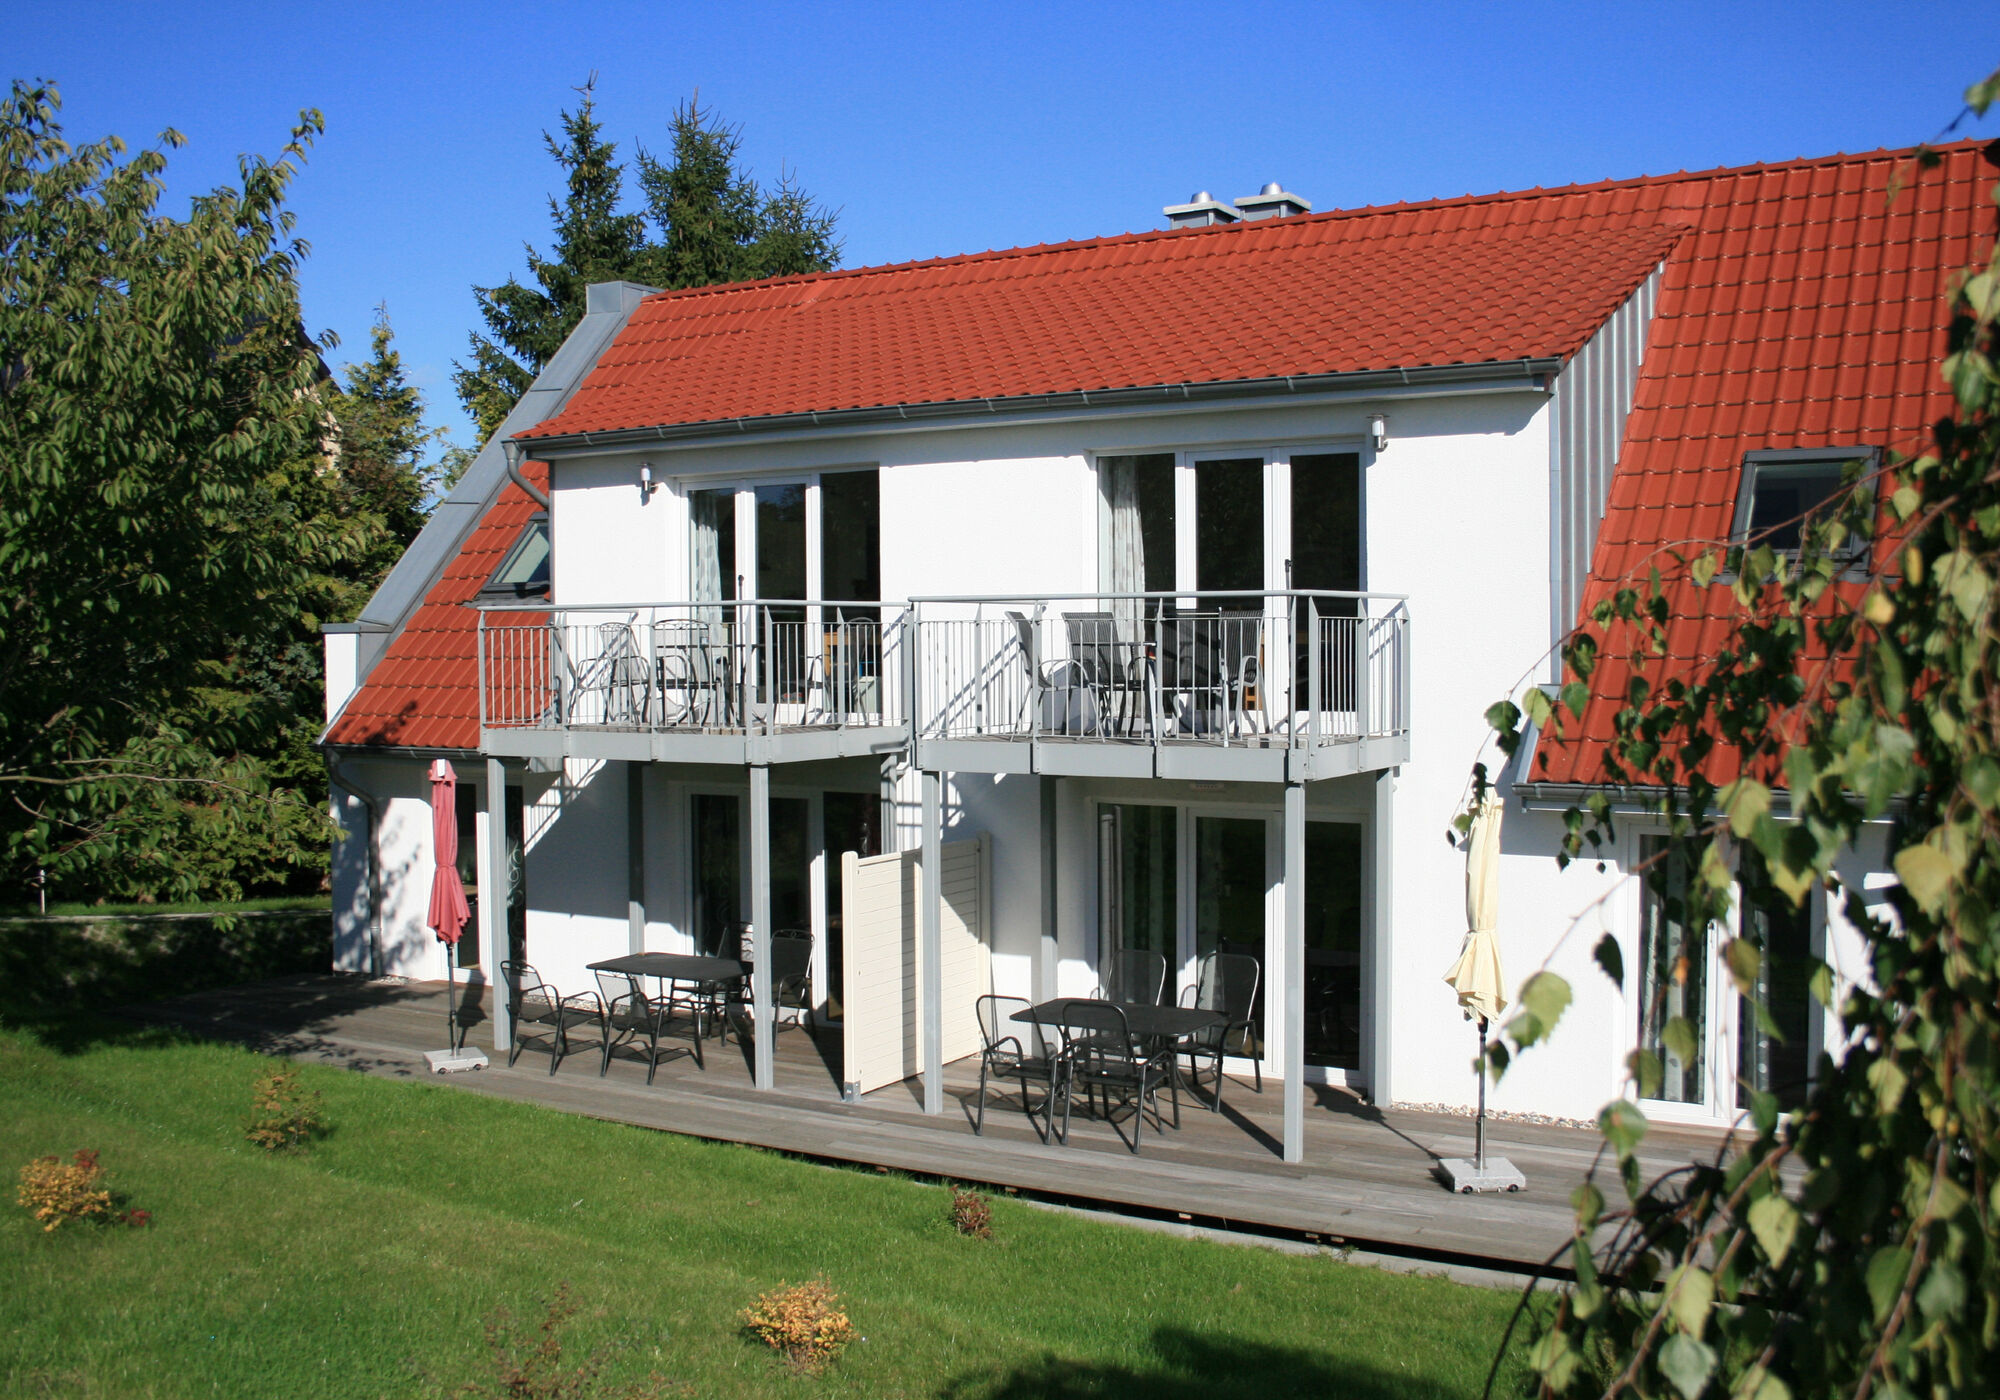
[1732,448,1876,554]
[482,515,551,598]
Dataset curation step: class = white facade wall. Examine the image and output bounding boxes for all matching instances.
[329,756,462,983]
[329,382,1903,1129]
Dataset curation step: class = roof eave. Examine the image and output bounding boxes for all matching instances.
[512,358,1564,457]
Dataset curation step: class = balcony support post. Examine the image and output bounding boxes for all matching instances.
[626,762,646,955]
[1282,778,1307,1164]
[1038,774,1060,1004]
[486,756,511,1052]
[1368,767,1396,1104]
[750,762,775,1091]
[921,767,945,1115]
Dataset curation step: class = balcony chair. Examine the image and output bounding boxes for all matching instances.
[1178,951,1263,1109]
[501,960,605,1076]
[594,968,704,1083]
[1099,948,1169,1007]
[972,994,1058,1138]
[1065,611,1149,737]
[766,931,816,1037]
[1051,999,1179,1154]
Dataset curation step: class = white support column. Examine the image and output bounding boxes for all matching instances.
[486,757,511,1053]
[921,768,945,1115]
[1369,768,1396,1104]
[1282,779,1306,1164]
[750,764,774,1090]
[626,763,646,955]
[1038,775,1059,1004]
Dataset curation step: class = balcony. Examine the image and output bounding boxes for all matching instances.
[475,600,911,765]
[910,591,1410,782]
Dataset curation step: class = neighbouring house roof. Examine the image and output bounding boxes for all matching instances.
[323,463,546,751]
[1528,139,1996,789]
[516,209,1686,441]
[328,142,1997,761]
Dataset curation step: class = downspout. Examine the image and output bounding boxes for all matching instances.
[503,439,552,511]
[327,755,384,978]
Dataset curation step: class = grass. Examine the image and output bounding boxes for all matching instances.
[0,1020,1538,1399]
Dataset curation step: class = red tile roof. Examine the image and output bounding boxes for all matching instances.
[1530,140,1995,787]
[518,215,1686,439]
[323,464,546,751]
[331,142,1996,765]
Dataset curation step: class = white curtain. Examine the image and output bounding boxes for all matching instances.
[1105,458,1145,640]
[691,489,727,626]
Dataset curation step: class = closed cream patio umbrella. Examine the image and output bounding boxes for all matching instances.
[1440,791,1524,1193]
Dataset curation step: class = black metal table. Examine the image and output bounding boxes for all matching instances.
[1012,998,1222,1040]
[589,952,745,984]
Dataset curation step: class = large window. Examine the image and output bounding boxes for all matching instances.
[1738,847,1815,1110]
[1639,836,1707,1104]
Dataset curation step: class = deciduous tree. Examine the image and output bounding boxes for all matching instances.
[1479,69,2000,1400]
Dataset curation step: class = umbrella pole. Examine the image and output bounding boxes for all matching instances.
[445,939,458,1051]
[1475,1015,1488,1172]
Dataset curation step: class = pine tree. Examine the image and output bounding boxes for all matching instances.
[452,78,648,441]
[634,96,841,290]
[330,306,437,577]
[454,85,841,439]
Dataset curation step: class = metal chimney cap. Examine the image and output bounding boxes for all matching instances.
[1233,183,1313,220]
[1162,191,1242,229]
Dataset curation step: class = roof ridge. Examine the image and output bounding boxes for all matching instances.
[636,138,1988,307]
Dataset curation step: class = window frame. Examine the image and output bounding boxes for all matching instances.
[1729,446,1878,565]
[479,513,552,599]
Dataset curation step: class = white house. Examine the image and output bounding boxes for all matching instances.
[323,142,1988,1158]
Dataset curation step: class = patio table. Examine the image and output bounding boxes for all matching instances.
[589,952,745,985]
[1011,998,1221,1042]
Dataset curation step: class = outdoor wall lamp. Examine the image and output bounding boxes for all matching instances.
[1368,414,1389,453]
[638,461,657,500]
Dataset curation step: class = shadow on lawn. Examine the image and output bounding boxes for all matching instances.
[939,1325,1467,1400]
[0,909,329,1053]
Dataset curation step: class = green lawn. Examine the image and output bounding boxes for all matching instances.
[0,1021,1535,1399]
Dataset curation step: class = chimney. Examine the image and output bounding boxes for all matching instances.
[1162,190,1242,229]
[1233,181,1312,220]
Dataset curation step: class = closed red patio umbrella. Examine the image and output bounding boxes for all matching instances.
[428,759,472,1052]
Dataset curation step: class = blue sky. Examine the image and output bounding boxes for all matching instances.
[14,2,1998,450]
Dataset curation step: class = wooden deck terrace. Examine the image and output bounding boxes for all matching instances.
[132,973,1731,1273]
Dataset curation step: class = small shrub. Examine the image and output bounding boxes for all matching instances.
[245,1067,326,1152]
[16,1149,149,1231]
[450,1282,684,1399]
[740,1279,855,1375]
[948,1185,993,1239]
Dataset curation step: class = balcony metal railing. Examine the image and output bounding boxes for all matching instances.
[910,591,1410,751]
[476,600,908,738]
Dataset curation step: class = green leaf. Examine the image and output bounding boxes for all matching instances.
[1868,1057,1909,1115]
[1593,933,1624,989]
[1723,938,1762,997]
[1571,1180,1605,1228]
[1865,1246,1912,1323]
[1690,550,1718,588]
[1507,971,1572,1047]
[1665,1264,1715,1338]
[1662,1015,1698,1068]
[1658,1332,1717,1400]
[1627,1049,1663,1100]
[1894,842,1956,914]
[1807,961,1834,1009]
[1560,679,1591,718]
[1963,756,2000,812]
[1916,1259,1965,1321]
[1732,1367,1792,1400]
[1747,1193,1800,1265]
[1484,698,1521,734]
[1522,686,1554,728]
[1721,779,1771,838]
[1599,1098,1649,1157]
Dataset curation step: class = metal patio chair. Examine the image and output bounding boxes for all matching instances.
[1051,999,1178,1154]
[595,967,704,1082]
[972,994,1058,1138]
[1100,948,1169,1007]
[1178,951,1263,1109]
[1065,611,1146,736]
[767,931,816,1036]
[501,960,605,1076]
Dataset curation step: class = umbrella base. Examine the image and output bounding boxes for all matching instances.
[1440,1156,1525,1194]
[424,1047,489,1074]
